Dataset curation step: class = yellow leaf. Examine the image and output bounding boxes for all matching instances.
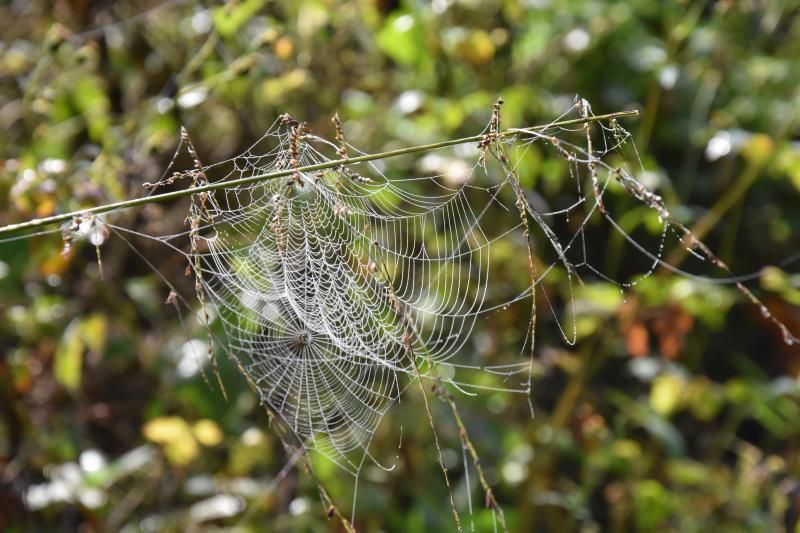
[54,320,83,392]
[143,416,199,466]
[39,250,69,276]
[144,416,188,443]
[273,36,294,60]
[193,419,224,447]
[741,133,774,165]
[612,439,642,460]
[650,374,685,416]
[81,314,107,354]
[35,196,56,217]
[261,69,308,101]
[459,30,495,66]
[761,266,789,292]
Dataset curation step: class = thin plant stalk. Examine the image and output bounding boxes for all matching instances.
[0,111,638,237]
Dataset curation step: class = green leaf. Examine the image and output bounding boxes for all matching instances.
[376,13,426,67]
[213,0,266,38]
[633,480,674,530]
[72,76,111,143]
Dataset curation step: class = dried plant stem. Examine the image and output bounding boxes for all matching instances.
[579,100,605,214]
[265,410,357,533]
[489,139,539,416]
[435,382,508,532]
[376,258,463,532]
[0,111,638,237]
[299,452,356,533]
[182,128,227,400]
[405,342,463,532]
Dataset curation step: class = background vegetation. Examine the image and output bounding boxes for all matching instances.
[1,0,799,531]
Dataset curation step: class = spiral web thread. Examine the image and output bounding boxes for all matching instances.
[102,100,798,528]
[185,119,512,469]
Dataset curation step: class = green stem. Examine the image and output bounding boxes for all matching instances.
[636,80,661,151]
[665,157,762,268]
[0,110,638,237]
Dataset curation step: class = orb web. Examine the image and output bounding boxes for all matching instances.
[167,118,512,470]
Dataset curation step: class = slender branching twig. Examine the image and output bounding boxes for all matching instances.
[0,111,638,237]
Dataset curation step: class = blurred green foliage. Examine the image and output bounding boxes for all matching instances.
[1,0,799,531]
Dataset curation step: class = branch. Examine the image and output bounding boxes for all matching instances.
[0,110,638,237]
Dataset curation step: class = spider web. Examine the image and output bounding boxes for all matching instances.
[97,100,798,525]
[137,116,533,472]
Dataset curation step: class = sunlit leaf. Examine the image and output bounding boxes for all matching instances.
[193,419,224,446]
[650,373,685,416]
[54,319,83,392]
[212,0,266,38]
[143,416,199,466]
[376,13,426,67]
